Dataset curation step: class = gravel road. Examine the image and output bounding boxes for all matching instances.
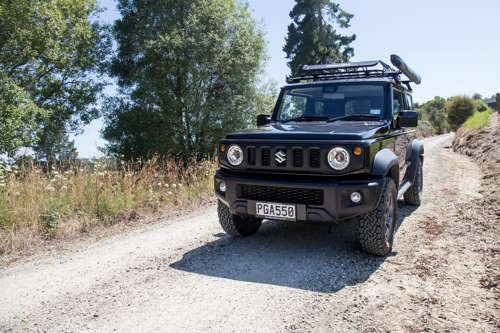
[1,134,498,332]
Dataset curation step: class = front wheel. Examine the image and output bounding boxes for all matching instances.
[359,177,397,256]
[217,200,262,237]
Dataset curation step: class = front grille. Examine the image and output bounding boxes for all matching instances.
[309,149,321,168]
[240,184,323,205]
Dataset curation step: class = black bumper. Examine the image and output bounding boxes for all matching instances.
[214,169,384,223]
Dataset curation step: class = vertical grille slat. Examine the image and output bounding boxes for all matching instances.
[309,149,321,168]
[261,148,271,166]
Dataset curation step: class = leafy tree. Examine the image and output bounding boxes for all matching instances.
[0,0,111,159]
[104,0,266,160]
[445,96,476,131]
[254,81,280,117]
[416,96,448,134]
[283,0,356,77]
[0,75,44,155]
[472,93,482,100]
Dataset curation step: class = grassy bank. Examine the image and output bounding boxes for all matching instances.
[0,157,217,255]
[464,108,493,129]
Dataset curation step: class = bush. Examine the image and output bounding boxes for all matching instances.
[446,96,476,131]
[417,119,434,137]
[415,96,448,134]
[475,99,488,112]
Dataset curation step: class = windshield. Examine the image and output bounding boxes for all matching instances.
[275,83,386,122]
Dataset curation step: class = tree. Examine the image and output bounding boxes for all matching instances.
[104,0,266,160]
[283,0,356,77]
[0,0,111,159]
[416,96,448,134]
[445,96,476,131]
[0,75,44,155]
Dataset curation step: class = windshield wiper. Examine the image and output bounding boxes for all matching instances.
[281,115,330,123]
[327,114,381,122]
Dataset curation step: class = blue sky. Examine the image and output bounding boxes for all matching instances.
[74,0,500,157]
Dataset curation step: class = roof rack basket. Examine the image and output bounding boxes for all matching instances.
[288,55,421,86]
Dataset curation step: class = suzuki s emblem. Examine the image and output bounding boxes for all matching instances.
[275,150,287,164]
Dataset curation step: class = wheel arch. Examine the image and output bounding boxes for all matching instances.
[372,148,399,187]
[404,139,424,184]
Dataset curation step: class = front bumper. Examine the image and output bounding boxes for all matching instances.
[214,169,384,223]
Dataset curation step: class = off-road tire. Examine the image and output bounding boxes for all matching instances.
[217,200,262,237]
[404,158,423,206]
[359,177,397,256]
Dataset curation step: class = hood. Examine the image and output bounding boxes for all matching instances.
[226,120,390,141]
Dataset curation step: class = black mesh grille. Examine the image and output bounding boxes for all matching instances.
[247,147,256,165]
[240,184,323,205]
[293,149,303,167]
[261,148,271,166]
[309,149,321,168]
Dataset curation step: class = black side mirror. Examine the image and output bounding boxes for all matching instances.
[256,114,271,127]
[397,110,418,128]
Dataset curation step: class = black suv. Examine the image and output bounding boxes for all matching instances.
[214,55,423,256]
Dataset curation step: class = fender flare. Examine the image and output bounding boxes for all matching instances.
[404,139,424,183]
[372,148,399,186]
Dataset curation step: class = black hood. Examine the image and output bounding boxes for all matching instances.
[226,120,390,141]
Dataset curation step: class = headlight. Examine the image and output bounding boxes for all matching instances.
[226,145,244,166]
[328,147,350,170]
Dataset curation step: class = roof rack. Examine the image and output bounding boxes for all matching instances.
[288,55,422,86]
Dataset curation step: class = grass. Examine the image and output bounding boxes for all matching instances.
[464,108,493,129]
[0,157,217,255]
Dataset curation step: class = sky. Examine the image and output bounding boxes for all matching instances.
[74,0,500,158]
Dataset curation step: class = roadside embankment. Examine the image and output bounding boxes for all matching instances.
[452,111,500,298]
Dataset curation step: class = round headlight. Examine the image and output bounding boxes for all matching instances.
[226,145,244,166]
[328,147,350,170]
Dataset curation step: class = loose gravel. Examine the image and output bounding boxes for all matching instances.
[0,134,498,332]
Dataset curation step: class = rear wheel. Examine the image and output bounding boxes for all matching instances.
[217,200,262,237]
[359,177,397,256]
[404,158,423,206]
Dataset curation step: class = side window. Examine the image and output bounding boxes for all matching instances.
[314,101,324,115]
[393,89,404,114]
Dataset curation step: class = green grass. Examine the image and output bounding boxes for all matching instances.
[464,108,492,129]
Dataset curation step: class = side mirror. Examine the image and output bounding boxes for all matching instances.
[256,114,271,127]
[397,110,418,128]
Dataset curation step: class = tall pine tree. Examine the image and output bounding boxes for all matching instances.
[283,0,356,77]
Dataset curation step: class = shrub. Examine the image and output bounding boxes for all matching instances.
[475,99,488,112]
[446,96,476,131]
[416,119,434,137]
[416,96,448,134]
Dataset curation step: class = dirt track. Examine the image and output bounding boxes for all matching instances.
[1,134,498,332]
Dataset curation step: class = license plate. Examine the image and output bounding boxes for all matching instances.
[256,202,296,221]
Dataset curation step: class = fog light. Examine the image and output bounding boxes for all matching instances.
[350,191,362,203]
[219,181,226,193]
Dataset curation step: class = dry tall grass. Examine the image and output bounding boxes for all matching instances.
[0,157,217,255]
